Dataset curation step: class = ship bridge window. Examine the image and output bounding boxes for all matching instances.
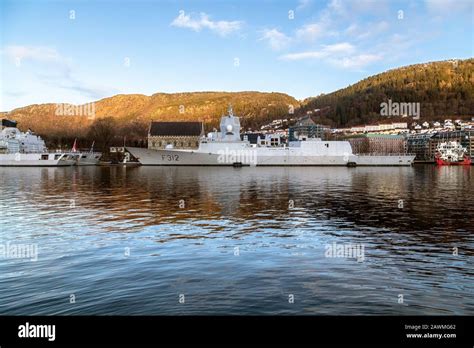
[41,154,49,160]
[55,154,61,160]
[325,143,329,148]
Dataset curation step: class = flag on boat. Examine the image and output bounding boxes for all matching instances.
[72,139,78,152]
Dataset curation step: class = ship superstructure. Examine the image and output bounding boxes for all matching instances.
[435,141,471,165]
[0,122,76,166]
[126,107,415,166]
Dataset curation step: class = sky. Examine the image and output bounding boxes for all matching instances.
[0,0,473,111]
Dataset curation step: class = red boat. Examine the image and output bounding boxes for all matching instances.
[435,141,472,166]
[436,155,471,165]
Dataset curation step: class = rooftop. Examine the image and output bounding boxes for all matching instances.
[149,122,203,137]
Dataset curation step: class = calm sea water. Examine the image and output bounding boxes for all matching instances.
[0,165,473,315]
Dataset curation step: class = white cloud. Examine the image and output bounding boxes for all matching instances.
[280,42,355,61]
[3,46,63,64]
[295,23,327,42]
[322,42,355,54]
[329,54,382,69]
[2,45,115,100]
[171,11,243,37]
[425,0,473,13]
[328,0,345,14]
[259,29,291,50]
[280,51,326,60]
[331,0,390,15]
[344,21,389,40]
[296,0,312,11]
[280,42,381,70]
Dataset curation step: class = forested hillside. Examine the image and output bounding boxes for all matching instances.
[299,58,474,126]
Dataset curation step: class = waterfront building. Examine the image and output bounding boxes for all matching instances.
[345,122,408,134]
[289,115,329,141]
[406,130,474,162]
[407,134,434,161]
[148,121,204,150]
[348,134,407,154]
[429,131,474,159]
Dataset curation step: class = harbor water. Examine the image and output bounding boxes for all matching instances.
[0,165,473,315]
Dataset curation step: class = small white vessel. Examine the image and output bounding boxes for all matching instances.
[0,122,76,167]
[70,140,102,166]
[75,151,102,166]
[126,106,415,166]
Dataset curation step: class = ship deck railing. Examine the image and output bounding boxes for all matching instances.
[355,153,416,156]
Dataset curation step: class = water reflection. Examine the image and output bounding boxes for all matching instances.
[0,166,473,315]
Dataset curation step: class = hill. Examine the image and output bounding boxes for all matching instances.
[4,91,298,147]
[299,58,474,126]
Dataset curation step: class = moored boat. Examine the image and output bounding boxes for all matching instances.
[0,121,76,167]
[435,141,471,165]
[126,106,415,167]
[70,140,102,166]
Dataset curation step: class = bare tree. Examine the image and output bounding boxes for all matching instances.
[87,117,117,155]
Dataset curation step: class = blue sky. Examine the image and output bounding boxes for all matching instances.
[1,0,473,111]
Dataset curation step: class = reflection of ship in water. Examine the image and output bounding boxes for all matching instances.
[4,166,472,245]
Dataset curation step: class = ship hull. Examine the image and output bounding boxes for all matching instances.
[356,155,415,166]
[435,156,471,166]
[127,147,355,166]
[0,153,76,167]
[75,152,102,166]
[126,147,415,167]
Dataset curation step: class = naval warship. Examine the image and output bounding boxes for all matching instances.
[126,107,415,166]
[0,120,76,167]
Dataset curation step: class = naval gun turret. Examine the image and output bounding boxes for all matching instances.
[219,105,241,142]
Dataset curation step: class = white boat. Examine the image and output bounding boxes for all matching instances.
[435,141,471,165]
[69,139,101,166]
[0,123,76,167]
[126,107,415,167]
[75,151,102,166]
